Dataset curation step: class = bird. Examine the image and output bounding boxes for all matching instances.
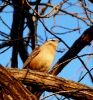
[23,39,60,72]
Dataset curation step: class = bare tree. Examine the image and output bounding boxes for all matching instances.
[0,0,93,99]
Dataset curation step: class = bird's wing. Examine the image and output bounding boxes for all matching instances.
[23,47,40,69]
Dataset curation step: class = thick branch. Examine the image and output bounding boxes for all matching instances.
[51,25,93,75]
[10,0,27,67]
[7,68,93,99]
[0,65,38,100]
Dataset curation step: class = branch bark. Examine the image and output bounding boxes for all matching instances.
[6,67,93,99]
[10,0,28,67]
[0,65,38,100]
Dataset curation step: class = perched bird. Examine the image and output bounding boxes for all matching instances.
[23,39,60,72]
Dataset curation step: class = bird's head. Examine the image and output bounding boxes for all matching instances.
[44,38,60,48]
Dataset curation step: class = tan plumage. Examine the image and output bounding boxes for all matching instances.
[23,39,59,72]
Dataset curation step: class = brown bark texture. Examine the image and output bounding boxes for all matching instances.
[0,66,92,100]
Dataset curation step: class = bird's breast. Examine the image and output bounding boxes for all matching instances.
[29,48,55,72]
